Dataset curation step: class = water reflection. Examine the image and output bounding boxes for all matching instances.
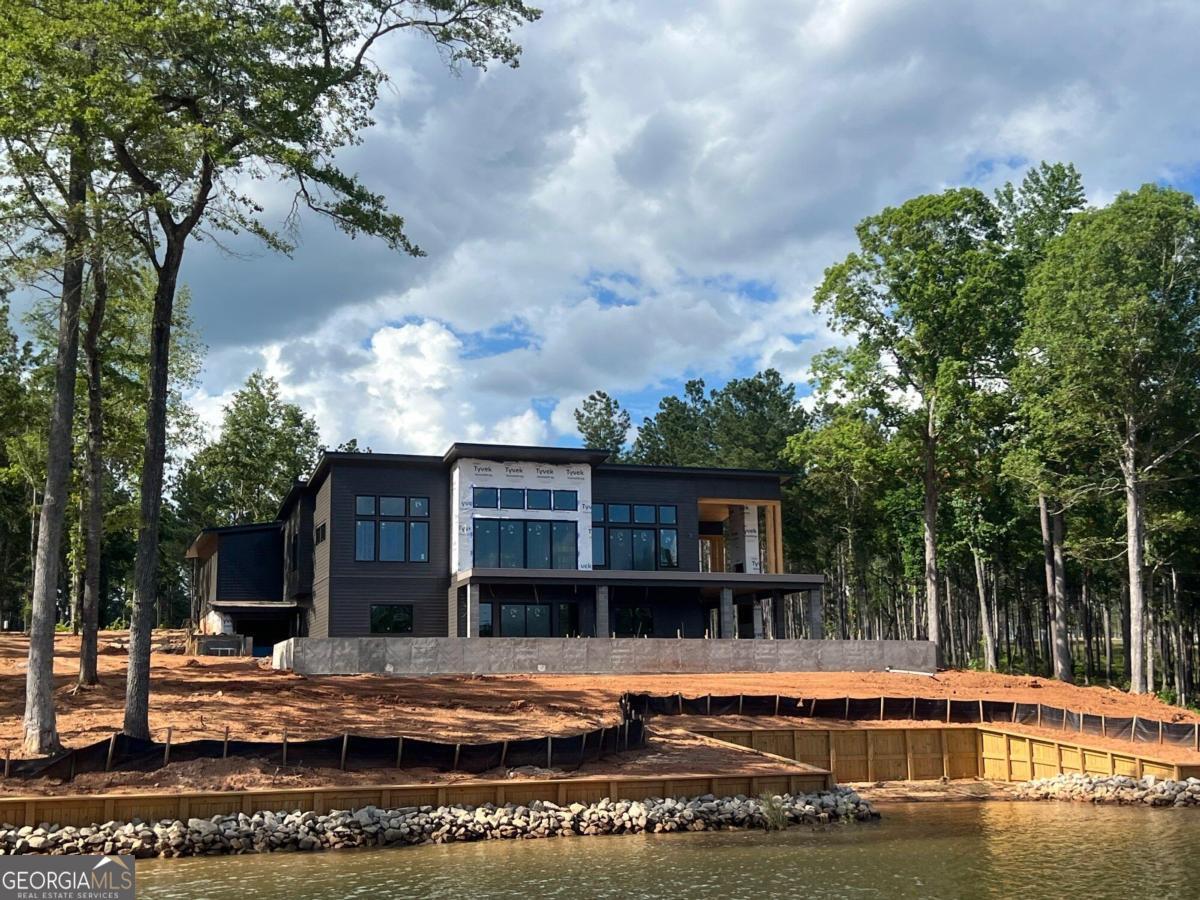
[137,802,1200,899]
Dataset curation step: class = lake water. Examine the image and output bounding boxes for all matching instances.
[135,801,1200,899]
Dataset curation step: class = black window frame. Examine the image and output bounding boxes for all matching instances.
[354,495,431,565]
[552,489,578,511]
[356,495,376,516]
[410,496,430,516]
[472,487,499,508]
[379,496,406,517]
[593,502,682,571]
[314,522,327,545]
[500,487,526,509]
[527,489,552,510]
[471,517,579,570]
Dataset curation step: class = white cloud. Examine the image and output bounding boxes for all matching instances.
[179,0,1200,452]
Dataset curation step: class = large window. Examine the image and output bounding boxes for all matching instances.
[355,494,431,564]
[474,519,499,567]
[499,520,524,568]
[594,502,679,570]
[552,521,577,569]
[370,604,413,634]
[631,528,656,570]
[608,528,632,570]
[472,518,578,569]
[592,526,606,566]
[355,520,375,561]
[379,521,405,561]
[526,521,552,569]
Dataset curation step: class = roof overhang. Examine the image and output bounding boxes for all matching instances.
[443,443,611,467]
[451,567,823,598]
[208,600,298,611]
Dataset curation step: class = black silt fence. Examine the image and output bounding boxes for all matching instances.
[883,697,916,720]
[1040,706,1065,730]
[810,698,847,719]
[1104,717,1133,741]
[1081,714,1104,737]
[681,696,709,716]
[1133,717,1160,744]
[949,700,982,724]
[1163,723,1198,749]
[847,698,880,720]
[982,701,1015,723]
[740,695,778,716]
[1014,703,1039,726]
[1064,710,1082,732]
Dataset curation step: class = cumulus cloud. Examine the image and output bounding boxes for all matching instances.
[175,0,1200,452]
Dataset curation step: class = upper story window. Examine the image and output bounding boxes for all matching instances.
[552,490,578,511]
[500,488,525,509]
[473,487,499,508]
[593,502,678,570]
[527,489,551,510]
[472,518,577,569]
[355,495,431,564]
[314,522,327,545]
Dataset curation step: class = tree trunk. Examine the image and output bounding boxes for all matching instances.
[921,411,941,662]
[22,134,88,754]
[1050,509,1073,683]
[1122,426,1147,693]
[123,241,183,738]
[78,251,107,687]
[973,550,997,671]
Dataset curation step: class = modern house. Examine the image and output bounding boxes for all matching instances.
[186,443,824,655]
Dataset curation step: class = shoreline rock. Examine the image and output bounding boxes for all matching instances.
[0,787,878,858]
[1014,774,1200,807]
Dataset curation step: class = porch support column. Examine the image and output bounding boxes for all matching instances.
[719,587,735,639]
[807,588,824,640]
[752,597,764,639]
[595,585,610,638]
[447,585,459,637]
[465,583,481,638]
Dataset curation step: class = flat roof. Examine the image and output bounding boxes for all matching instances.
[443,443,612,466]
[185,521,280,560]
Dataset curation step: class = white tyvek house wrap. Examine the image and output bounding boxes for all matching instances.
[450,458,593,574]
[726,504,762,574]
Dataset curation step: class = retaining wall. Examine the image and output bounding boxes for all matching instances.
[272,637,937,676]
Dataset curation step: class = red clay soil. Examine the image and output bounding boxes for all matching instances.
[2,632,1196,759]
[0,726,813,797]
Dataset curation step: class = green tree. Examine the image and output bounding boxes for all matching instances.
[574,390,631,458]
[631,380,713,466]
[48,0,540,739]
[175,372,321,528]
[814,188,1016,655]
[709,369,807,470]
[1018,185,1200,693]
[998,161,1087,683]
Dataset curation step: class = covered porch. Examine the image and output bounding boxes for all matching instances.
[447,569,824,640]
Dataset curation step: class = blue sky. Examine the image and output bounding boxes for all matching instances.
[165,0,1200,454]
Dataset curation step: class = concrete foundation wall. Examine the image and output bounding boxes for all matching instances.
[272,637,936,676]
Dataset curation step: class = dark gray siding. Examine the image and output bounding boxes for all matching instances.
[283,492,314,599]
[309,476,333,638]
[327,458,451,637]
[591,468,781,574]
[215,528,283,600]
